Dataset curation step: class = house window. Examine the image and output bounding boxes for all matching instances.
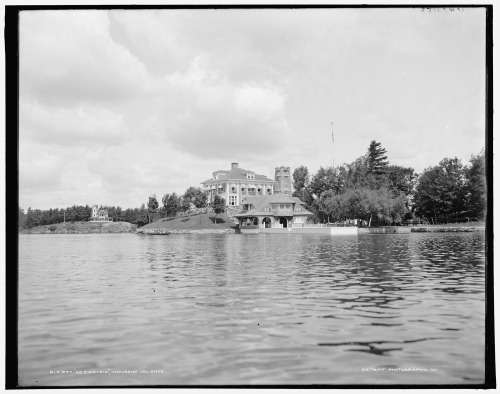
[241,188,245,192]
[229,195,238,206]
[280,204,284,209]
[258,188,261,193]
[231,187,236,193]
[247,173,255,179]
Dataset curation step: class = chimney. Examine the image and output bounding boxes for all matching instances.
[231,162,239,169]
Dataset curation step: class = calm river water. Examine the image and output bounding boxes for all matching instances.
[18,232,485,386]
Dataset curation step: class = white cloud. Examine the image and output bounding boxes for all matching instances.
[20,10,157,105]
[20,99,130,147]
[155,57,292,159]
[19,142,64,194]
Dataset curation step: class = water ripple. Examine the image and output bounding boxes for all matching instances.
[18,232,485,386]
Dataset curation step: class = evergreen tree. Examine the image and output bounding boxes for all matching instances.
[114,206,123,222]
[366,140,389,175]
[123,208,137,224]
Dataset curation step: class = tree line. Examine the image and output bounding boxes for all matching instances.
[19,205,151,229]
[292,141,486,225]
[20,187,227,229]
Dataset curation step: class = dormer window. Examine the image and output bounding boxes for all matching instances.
[247,173,255,179]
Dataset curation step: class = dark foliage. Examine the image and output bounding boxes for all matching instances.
[293,141,485,225]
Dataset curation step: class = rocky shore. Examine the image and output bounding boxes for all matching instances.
[136,212,239,235]
[136,228,236,235]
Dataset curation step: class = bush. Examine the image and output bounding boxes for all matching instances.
[48,225,57,232]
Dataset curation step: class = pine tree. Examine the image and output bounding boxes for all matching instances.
[366,140,389,175]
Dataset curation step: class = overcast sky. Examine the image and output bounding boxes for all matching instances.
[19,7,486,210]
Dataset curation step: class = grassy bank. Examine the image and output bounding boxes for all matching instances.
[20,221,137,234]
[137,212,239,234]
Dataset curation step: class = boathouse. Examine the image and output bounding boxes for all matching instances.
[234,194,313,229]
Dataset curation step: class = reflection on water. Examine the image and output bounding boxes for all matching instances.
[18,232,485,386]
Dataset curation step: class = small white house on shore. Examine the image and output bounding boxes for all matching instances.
[89,205,112,222]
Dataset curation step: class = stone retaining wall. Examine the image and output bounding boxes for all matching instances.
[410,227,484,232]
[358,227,411,234]
[136,228,236,235]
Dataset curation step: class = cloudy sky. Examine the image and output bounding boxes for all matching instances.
[19,7,486,210]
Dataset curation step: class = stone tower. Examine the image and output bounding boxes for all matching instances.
[274,166,293,195]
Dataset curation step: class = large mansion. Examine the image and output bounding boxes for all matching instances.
[202,163,277,208]
[201,162,312,229]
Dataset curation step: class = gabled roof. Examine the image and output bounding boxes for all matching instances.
[202,166,274,184]
[234,195,313,217]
